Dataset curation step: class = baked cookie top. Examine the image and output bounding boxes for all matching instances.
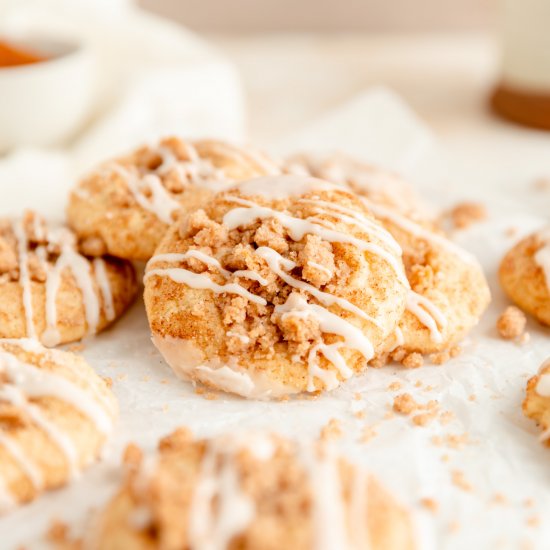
[0,338,117,512]
[0,210,137,346]
[144,175,409,397]
[67,137,282,261]
[524,358,550,445]
[86,428,415,550]
[286,154,490,356]
[500,228,550,325]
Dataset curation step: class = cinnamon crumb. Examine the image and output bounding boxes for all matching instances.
[320,418,342,441]
[492,493,508,505]
[393,393,418,415]
[497,306,526,340]
[526,515,540,528]
[447,202,487,230]
[46,520,69,544]
[359,425,377,443]
[468,394,476,401]
[412,411,438,426]
[420,497,438,513]
[430,345,461,365]
[388,381,402,391]
[451,470,473,492]
[393,393,439,421]
[402,352,424,369]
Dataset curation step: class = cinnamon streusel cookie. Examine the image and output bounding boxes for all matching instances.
[0,211,137,346]
[0,338,117,512]
[287,154,491,355]
[67,137,281,261]
[500,228,550,325]
[523,358,550,445]
[87,428,416,550]
[144,175,409,397]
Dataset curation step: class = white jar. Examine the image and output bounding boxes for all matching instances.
[492,0,550,129]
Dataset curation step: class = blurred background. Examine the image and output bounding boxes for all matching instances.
[139,0,495,32]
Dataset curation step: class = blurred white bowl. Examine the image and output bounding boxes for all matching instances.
[0,36,95,152]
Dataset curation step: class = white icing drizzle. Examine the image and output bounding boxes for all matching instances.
[298,198,402,256]
[0,350,113,434]
[93,259,115,322]
[12,221,36,339]
[275,293,374,391]
[223,196,408,286]
[0,345,115,497]
[405,291,447,344]
[349,467,370,550]
[0,384,79,478]
[43,244,101,347]
[360,197,477,265]
[145,267,266,306]
[534,228,550,292]
[188,440,255,550]
[256,247,381,328]
[0,433,43,490]
[300,445,350,550]
[307,261,333,278]
[114,166,181,224]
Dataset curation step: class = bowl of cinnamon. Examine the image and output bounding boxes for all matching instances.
[0,36,95,152]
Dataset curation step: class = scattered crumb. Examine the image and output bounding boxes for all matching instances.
[446,201,487,230]
[420,497,439,513]
[414,380,423,388]
[102,376,113,389]
[402,352,424,369]
[46,520,69,543]
[439,411,455,425]
[359,425,377,443]
[393,393,418,415]
[524,498,535,508]
[497,306,527,340]
[448,520,461,533]
[353,392,361,400]
[451,470,473,492]
[441,454,450,463]
[504,226,519,238]
[141,375,151,382]
[393,393,439,420]
[432,433,470,450]
[160,378,170,385]
[526,516,540,528]
[388,381,402,391]
[116,373,128,382]
[320,418,342,441]
[533,176,550,191]
[429,346,461,366]
[413,411,438,426]
[468,394,476,402]
[492,493,508,505]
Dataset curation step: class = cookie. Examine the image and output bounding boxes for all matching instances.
[287,154,491,355]
[523,358,550,445]
[67,137,281,261]
[0,338,117,512]
[0,211,137,346]
[86,428,415,550]
[144,175,409,397]
[500,228,550,325]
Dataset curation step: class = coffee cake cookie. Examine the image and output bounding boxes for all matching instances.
[523,358,550,445]
[287,154,490,355]
[67,137,281,261]
[87,428,415,550]
[0,211,137,346]
[0,338,117,512]
[144,175,409,397]
[500,228,550,325]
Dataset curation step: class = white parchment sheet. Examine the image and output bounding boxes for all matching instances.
[1,89,550,550]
